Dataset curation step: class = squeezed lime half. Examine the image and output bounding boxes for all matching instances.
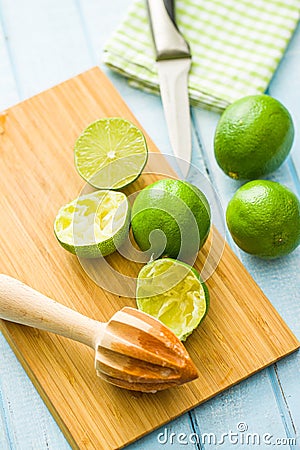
[54,190,130,258]
[136,258,209,341]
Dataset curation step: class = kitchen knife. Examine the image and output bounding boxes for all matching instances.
[146,0,192,178]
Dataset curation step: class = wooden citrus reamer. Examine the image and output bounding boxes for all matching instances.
[0,275,198,392]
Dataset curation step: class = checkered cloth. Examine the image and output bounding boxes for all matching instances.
[103,0,300,110]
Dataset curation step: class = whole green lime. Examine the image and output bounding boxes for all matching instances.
[214,95,294,180]
[131,179,211,260]
[226,180,300,258]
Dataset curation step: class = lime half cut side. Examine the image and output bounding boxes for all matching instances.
[54,190,130,258]
[74,118,148,190]
[136,258,209,341]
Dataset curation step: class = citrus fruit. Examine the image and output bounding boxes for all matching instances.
[131,179,211,261]
[54,190,130,258]
[74,118,148,189]
[226,180,300,259]
[214,95,294,180]
[136,258,209,341]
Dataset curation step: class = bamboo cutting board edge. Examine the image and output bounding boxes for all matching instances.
[0,66,299,450]
[1,321,299,450]
[0,324,79,450]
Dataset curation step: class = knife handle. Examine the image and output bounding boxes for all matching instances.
[146,0,191,61]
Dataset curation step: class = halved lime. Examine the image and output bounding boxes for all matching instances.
[74,118,148,190]
[54,190,130,258]
[136,258,209,341]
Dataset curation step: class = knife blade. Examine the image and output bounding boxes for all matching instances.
[146,0,192,178]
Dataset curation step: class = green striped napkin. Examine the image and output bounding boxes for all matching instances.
[103,0,300,110]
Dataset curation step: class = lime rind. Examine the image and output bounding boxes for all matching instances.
[214,95,294,180]
[74,118,148,190]
[226,180,300,258]
[54,190,130,258]
[131,179,211,261]
[136,258,209,341]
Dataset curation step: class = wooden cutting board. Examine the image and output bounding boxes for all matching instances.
[0,67,299,450]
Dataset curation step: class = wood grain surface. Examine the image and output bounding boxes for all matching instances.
[0,67,298,450]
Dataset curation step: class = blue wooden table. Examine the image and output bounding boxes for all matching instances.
[0,1,299,449]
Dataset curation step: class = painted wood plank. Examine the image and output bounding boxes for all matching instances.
[0,2,298,450]
[191,107,300,446]
[194,371,290,450]
[0,336,70,450]
[33,3,300,450]
[76,0,131,62]
[0,0,93,100]
[78,0,200,170]
[0,10,19,109]
[268,23,300,181]
[128,415,197,450]
[0,0,91,448]
[2,65,297,449]
[0,1,196,448]
[0,6,71,448]
[190,27,300,446]
[108,52,300,450]
[264,38,300,443]
[191,109,300,332]
[73,5,209,448]
[0,372,11,450]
